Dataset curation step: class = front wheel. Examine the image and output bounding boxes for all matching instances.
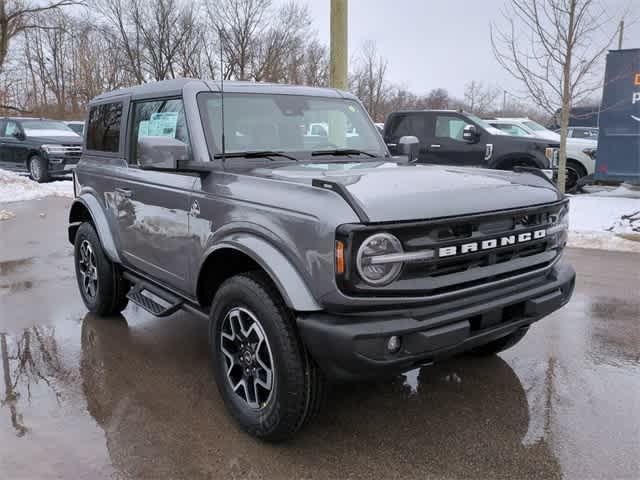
[469,327,529,356]
[29,155,50,183]
[74,222,129,316]
[564,160,587,193]
[209,272,326,441]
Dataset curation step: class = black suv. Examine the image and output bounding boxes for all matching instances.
[384,110,558,171]
[0,117,83,182]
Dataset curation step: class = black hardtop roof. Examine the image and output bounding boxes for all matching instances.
[388,109,464,115]
[89,78,357,104]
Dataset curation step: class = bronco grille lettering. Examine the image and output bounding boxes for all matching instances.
[438,229,547,258]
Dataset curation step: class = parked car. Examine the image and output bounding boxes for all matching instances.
[548,105,599,130]
[68,79,575,441]
[556,126,599,140]
[65,120,85,136]
[383,110,559,174]
[0,117,82,182]
[488,118,596,192]
[374,122,384,133]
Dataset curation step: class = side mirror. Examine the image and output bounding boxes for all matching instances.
[398,135,420,162]
[138,136,189,170]
[12,131,25,141]
[462,124,479,143]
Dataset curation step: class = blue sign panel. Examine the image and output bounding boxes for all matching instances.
[594,48,640,184]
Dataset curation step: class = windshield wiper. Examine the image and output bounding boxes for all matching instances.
[214,150,298,161]
[311,148,377,158]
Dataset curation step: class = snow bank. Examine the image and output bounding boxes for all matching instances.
[0,169,73,203]
[0,209,16,221]
[568,195,640,252]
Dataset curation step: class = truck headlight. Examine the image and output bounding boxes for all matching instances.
[545,147,559,168]
[582,147,597,160]
[547,205,569,247]
[356,233,404,286]
[41,144,66,155]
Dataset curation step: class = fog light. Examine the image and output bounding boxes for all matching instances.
[387,335,401,354]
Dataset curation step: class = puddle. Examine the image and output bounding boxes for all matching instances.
[0,258,33,276]
[0,280,34,294]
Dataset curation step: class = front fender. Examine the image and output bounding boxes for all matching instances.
[68,194,121,264]
[201,234,322,312]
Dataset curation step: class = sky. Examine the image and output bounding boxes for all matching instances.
[288,0,639,99]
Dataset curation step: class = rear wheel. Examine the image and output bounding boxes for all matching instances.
[74,222,129,316]
[469,327,529,356]
[209,272,326,441]
[29,155,50,183]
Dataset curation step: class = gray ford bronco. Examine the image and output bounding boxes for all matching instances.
[68,79,575,441]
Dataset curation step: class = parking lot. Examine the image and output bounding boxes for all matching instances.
[0,196,638,479]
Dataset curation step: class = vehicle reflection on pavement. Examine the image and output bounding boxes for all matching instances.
[77,312,560,479]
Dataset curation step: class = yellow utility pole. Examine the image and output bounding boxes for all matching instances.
[330,0,348,90]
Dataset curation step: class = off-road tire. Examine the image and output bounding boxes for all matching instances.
[29,155,50,183]
[74,222,129,316]
[469,327,529,356]
[209,271,326,442]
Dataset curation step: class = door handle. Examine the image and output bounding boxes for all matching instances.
[115,187,132,198]
[430,144,441,148]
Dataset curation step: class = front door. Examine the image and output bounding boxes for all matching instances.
[0,120,24,169]
[384,113,429,158]
[421,114,485,166]
[115,97,195,293]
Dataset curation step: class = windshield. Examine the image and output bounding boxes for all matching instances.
[198,93,386,159]
[523,120,548,132]
[21,120,79,137]
[67,122,84,135]
[490,123,531,137]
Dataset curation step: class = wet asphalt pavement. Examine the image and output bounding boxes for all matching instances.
[0,196,638,480]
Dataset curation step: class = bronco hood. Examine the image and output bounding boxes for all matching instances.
[252,161,562,223]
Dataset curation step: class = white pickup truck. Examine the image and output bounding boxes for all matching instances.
[487,118,596,192]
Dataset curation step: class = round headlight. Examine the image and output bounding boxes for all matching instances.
[356,233,403,286]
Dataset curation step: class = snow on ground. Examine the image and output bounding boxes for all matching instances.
[0,169,73,203]
[568,195,640,252]
[0,209,16,221]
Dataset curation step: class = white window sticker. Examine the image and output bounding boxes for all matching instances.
[138,120,149,138]
[148,112,178,138]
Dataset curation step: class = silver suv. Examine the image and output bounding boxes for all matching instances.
[68,79,575,441]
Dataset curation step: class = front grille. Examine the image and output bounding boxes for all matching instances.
[338,201,566,296]
[62,144,82,156]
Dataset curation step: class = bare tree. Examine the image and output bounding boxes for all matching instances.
[302,39,328,87]
[464,80,501,116]
[350,40,389,121]
[491,0,625,192]
[0,0,80,76]
[205,0,270,80]
[424,88,450,109]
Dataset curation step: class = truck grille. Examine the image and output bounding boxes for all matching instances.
[340,201,566,296]
[62,145,82,156]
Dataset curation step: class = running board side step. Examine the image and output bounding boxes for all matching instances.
[123,274,184,317]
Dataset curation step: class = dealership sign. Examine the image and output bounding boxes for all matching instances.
[595,48,640,184]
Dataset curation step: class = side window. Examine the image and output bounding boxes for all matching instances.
[130,98,190,165]
[388,114,425,140]
[4,121,19,137]
[86,102,123,152]
[435,116,466,141]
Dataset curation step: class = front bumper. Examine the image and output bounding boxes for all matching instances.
[298,262,575,381]
[47,156,80,173]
